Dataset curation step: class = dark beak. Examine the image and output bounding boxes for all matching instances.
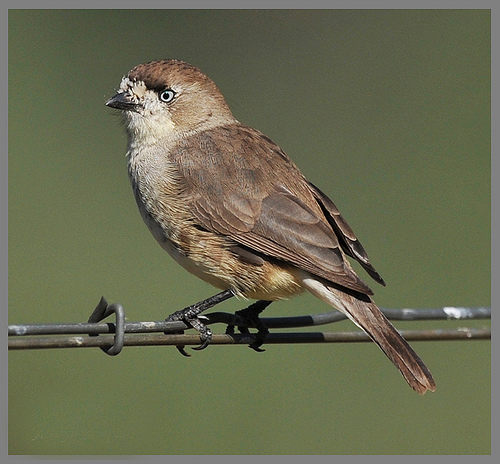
[105,93,140,111]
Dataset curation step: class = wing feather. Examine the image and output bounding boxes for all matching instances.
[173,124,382,295]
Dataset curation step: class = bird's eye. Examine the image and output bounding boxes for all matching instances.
[159,89,176,103]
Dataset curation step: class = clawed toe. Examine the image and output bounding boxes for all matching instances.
[166,292,233,355]
[248,341,267,353]
[176,345,191,357]
[192,337,211,351]
[166,312,213,354]
[246,324,269,352]
[226,300,271,352]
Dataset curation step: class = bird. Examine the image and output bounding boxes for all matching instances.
[106,59,436,394]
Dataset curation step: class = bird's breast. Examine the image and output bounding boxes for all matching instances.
[127,145,190,245]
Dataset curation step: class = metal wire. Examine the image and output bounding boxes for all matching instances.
[7,327,491,351]
[8,297,490,353]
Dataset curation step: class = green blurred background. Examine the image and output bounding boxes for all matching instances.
[9,10,490,455]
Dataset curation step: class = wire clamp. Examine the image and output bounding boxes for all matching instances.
[87,297,125,356]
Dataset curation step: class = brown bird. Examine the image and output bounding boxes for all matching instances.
[106,59,436,394]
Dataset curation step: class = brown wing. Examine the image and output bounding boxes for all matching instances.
[307,182,386,286]
[174,124,381,295]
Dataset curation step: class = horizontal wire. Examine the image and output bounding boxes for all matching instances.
[8,327,491,351]
[8,306,491,337]
[8,304,490,352]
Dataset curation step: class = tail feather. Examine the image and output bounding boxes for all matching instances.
[300,274,436,394]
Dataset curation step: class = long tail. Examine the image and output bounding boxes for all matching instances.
[300,274,436,394]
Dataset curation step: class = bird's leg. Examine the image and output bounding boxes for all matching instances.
[166,289,234,355]
[226,300,272,352]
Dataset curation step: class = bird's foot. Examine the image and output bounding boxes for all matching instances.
[166,289,234,356]
[166,310,212,356]
[226,300,271,352]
